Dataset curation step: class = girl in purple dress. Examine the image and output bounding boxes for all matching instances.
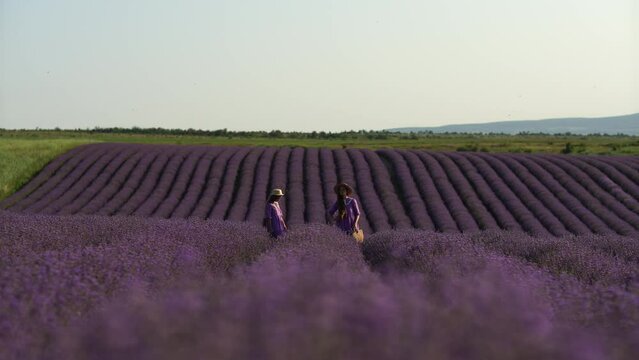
[264,188,287,238]
[327,183,361,237]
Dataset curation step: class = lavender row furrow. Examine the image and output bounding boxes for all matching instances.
[542,156,639,232]
[616,156,639,172]
[304,147,326,224]
[96,148,163,216]
[267,147,291,217]
[497,154,591,235]
[432,152,500,230]
[611,158,634,173]
[189,148,236,219]
[530,157,636,235]
[226,147,265,222]
[24,145,113,214]
[393,151,442,232]
[39,147,126,214]
[58,146,140,215]
[513,154,614,235]
[170,148,222,219]
[476,153,568,236]
[376,149,434,230]
[135,147,193,217]
[446,153,523,231]
[113,150,175,216]
[572,156,639,209]
[77,149,146,216]
[131,147,191,217]
[208,147,252,219]
[417,151,479,232]
[153,147,209,218]
[245,147,277,223]
[347,149,391,231]
[286,147,306,225]
[362,149,412,229]
[616,156,639,170]
[596,157,639,196]
[319,148,338,214]
[465,153,550,236]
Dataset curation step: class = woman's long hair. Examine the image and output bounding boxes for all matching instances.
[337,194,347,219]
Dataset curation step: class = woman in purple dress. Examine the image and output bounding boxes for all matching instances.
[264,188,288,238]
[327,183,361,237]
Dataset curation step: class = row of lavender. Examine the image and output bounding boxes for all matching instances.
[2,143,639,236]
[1,210,637,359]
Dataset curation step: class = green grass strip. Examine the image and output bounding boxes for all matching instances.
[0,139,97,201]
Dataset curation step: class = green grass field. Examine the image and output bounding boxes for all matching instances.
[0,138,99,201]
[1,129,638,202]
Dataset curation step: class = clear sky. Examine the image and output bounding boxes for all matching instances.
[1,0,637,132]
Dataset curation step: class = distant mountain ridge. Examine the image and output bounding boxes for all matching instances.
[388,113,639,135]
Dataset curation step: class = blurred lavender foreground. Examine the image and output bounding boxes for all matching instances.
[0,211,637,359]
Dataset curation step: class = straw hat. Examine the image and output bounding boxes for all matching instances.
[333,183,353,196]
[270,188,284,196]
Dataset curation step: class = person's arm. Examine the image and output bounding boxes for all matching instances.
[352,199,361,231]
[264,205,273,233]
[274,204,288,230]
[326,202,337,224]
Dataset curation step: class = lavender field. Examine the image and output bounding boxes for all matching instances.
[3,143,639,236]
[1,143,639,359]
[1,211,637,359]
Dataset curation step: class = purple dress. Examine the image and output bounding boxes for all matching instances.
[265,202,286,238]
[328,197,360,234]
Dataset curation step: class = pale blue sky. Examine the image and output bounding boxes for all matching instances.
[1,0,637,131]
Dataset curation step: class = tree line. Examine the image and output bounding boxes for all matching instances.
[1,126,634,139]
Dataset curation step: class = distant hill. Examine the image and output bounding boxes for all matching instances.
[388,113,639,135]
